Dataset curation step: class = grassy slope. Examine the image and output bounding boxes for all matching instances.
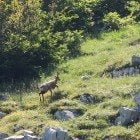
[0,24,140,140]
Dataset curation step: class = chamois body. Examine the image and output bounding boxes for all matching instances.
[39,73,59,101]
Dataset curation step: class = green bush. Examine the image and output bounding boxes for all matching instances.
[103,12,134,30]
[0,0,83,81]
[127,1,140,21]
[0,0,139,81]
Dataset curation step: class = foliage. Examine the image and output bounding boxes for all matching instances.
[0,25,140,139]
[0,0,140,81]
[0,0,82,81]
[127,1,140,21]
[103,12,134,30]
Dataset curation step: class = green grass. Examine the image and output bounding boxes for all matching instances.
[0,24,140,139]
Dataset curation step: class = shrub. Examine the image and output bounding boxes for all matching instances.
[0,0,83,81]
[127,1,140,21]
[103,12,134,30]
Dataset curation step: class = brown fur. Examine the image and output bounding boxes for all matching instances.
[39,73,60,101]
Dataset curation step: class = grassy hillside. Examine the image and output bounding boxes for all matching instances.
[0,24,140,140]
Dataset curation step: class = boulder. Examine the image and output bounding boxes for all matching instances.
[23,130,34,136]
[72,138,80,140]
[134,105,140,112]
[23,130,39,140]
[115,107,139,126]
[118,70,123,77]
[0,132,9,139]
[13,124,24,132]
[5,135,24,140]
[43,127,71,140]
[81,75,91,81]
[0,111,6,119]
[24,135,38,140]
[112,70,119,77]
[80,93,94,104]
[104,136,124,140]
[128,67,135,75]
[54,110,75,121]
[132,55,140,66]
[134,94,140,105]
[123,68,129,76]
[134,68,140,75]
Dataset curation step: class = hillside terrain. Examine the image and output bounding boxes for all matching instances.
[0,24,140,140]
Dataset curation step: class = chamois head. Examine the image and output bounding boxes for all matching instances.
[55,72,60,81]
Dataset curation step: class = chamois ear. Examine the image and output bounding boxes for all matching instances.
[56,72,60,80]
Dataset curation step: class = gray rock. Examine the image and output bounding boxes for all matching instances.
[112,70,119,77]
[104,136,124,140]
[13,124,24,132]
[0,111,6,119]
[81,75,91,81]
[4,135,24,140]
[123,68,130,76]
[134,68,140,75]
[23,130,39,140]
[132,55,140,66]
[73,138,80,140]
[43,127,71,140]
[23,130,34,136]
[24,135,38,140]
[80,93,94,104]
[129,67,135,75]
[0,132,9,139]
[134,94,140,105]
[54,110,75,121]
[118,70,123,77]
[115,107,139,126]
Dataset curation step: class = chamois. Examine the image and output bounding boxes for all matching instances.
[39,73,60,101]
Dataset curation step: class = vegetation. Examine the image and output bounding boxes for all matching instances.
[0,0,140,81]
[0,0,140,139]
[0,24,140,139]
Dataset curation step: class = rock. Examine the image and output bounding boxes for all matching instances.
[0,132,9,139]
[134,68,139,75]
[134,94,140,105]
[54,110,75,121]
[80,93,94,104]
[129,67,135,75]
[123,68,129,76]
[13,124,24,132]
[112,70,119,77]
[5,135,24,140]
[134,105,140,112]
[23,130,39,140]
[115,107,139,126]
[72,138,80,140]
[132,55,140,66]
[0,111,6,119]
[24,134,38,140]
[81,75,91,81]
[104,136,124,140]
[43,127,71,140]
[23,130,34,136]
[134,105,140,121]
[118,70,123,77]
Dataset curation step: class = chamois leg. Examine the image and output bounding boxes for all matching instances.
[42,93,45,102]
[39,92,42,101]
[50,90,53,99]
